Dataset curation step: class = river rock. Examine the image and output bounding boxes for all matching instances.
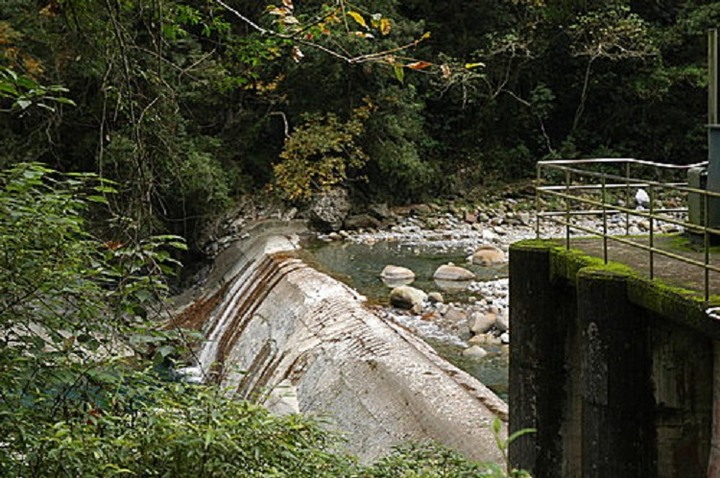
[495,309,509,332]
[660,223,679,233]
[462,345,488,359]
[389,285,427,309]
[368,203,394,221]
[443,306,467,323]
[433,264,476,281]
[410,204,433,216]
[470,312,495,334]
[380,265,416,281]
[470,245,505,266]
[428,292,444,304]
[344,214,382,231]
[309,188,351,232]
[482,229,497,241]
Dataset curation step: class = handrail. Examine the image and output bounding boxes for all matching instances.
[539,157,709,169]
[536,158,718,301]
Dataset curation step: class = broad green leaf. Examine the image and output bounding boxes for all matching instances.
[394,65,405,83]
[86,195,109,204]
[0,83,19,96]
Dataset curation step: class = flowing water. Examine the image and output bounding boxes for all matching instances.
[302,239,510,401]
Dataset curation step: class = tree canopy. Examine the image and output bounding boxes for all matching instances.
[2,0,717,245]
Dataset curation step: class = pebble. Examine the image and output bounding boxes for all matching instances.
[462,345,488,359]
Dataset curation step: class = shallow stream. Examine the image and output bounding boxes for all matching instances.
[302,238,510,401]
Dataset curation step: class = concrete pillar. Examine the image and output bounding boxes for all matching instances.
[708,341,720,477]
[578,270,655,478]
[509,244,569,477]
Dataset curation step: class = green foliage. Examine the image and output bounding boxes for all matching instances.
[274,102,373,201]
[0,162,531,477]
[1,0,718,221]
[0,66,76,113]
[7,382,354,478]
[0,163,190,474]
[362,85,437,200]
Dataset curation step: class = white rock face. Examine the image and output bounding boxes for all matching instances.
[433,264,476,281]
[183,224,507,464]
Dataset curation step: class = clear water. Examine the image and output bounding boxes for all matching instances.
[302,238,509,401]
[302,240,507,303]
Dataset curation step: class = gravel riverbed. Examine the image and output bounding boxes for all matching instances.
[311,196,684,357]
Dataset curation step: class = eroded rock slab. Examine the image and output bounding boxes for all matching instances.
[177,222,507,464]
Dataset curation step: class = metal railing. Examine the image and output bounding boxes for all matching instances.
[535,158,720,301]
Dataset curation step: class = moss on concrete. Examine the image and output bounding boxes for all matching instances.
[512,239,720,339]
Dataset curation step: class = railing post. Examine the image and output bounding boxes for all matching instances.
[625,162,631,236]
[649,185,655,281]
[565,169,571,250]
[602,175,608,264]
[705,191,711,302]
[536,162,542,239]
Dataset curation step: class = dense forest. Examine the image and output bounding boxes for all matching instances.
[1,1,719,475]
[3,0,719,246]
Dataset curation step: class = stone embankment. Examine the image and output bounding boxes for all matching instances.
[174,221,508,464]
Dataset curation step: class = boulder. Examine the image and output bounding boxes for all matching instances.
[344,214,382,231]
[410,204,433,216]
[469,334,502,346]
[481,229,497,241]
[495,309,509,332]
[462,345,488,359]
[470,245,506,266]
[368,203,394,221]
[309,188,351,232]
[470,312,495,335]
[380,265,415,281]
[443,306,467,324]
[389,285,428,310]
[433,264,476,281]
